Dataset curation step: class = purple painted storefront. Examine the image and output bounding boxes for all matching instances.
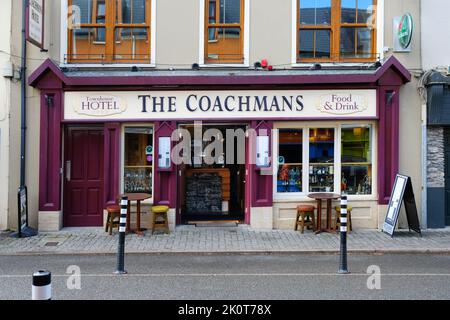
[29,57,411,229]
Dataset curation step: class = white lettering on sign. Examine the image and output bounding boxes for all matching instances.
[28,0,44,47]
[64,90,377,120]
[317,94,369,115]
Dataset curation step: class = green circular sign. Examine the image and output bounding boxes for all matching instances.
[398,13,413,49]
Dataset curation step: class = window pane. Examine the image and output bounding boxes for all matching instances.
[316,29,331,58]
[118,0,146,24]
[209,0,217,24]
[358,0,374,23]
[277,129,303,193]
[219,0,241,24]
[340,27,373,58]
[341,0,356,23]
[340,27,355,57]
[206,27,242,63]
[299,30,314,58]
[357,27,372,57]
[124,127,153,194]
[114,27,150,63]
[71,27,106,62]
[341,125,372,195]
[71,0,94,24]
[309,128,334,192]
[300,0,331,25]
[299,29,330,59]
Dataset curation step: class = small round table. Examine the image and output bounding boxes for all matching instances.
[307,193,341,234]
[120,193,152,236]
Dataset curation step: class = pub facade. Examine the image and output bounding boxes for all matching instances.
[3,0,424,232]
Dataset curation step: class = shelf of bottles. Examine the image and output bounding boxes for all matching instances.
[341,125,372,195]
[124,127,153,194]
[277,129,303,193]
[277,164,302,193]
[309,164,334,192]
[309,128,335,192]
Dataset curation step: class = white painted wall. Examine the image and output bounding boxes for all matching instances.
[0,0,12,230]
[421,0,450,70]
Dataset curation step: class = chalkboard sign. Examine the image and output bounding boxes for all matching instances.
[11,186,37,238]
[382,174,421,237]
[186,173,223,214]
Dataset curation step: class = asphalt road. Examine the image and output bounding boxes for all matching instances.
[0,253,450,300]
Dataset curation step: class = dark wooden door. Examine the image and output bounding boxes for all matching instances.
[445,129,450,226]
[64,126,104,227]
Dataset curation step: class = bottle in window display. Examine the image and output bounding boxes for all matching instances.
[278,165,290,192]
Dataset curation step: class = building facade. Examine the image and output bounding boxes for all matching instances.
[422,0,450,228]
[2,0,425,232]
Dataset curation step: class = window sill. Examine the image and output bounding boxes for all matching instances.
[273,193,377,202]
[199,63,250,68]
[291,62,377,69]
[60,63,156,69]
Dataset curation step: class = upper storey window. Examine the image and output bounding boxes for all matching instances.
[68,0,151,64]
[297,0,377,62]
[205,0,245,64]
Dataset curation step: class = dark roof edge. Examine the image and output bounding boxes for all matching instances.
[29,56,411,88]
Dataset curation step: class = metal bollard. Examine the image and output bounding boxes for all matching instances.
[32,270,51,300]
[115,196,128,275]
[338,193,349,274]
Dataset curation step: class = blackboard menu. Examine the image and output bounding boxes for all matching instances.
[186,173,223,214]
[382,174,421,237]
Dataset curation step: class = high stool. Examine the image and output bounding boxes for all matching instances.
[105,205,120,235]
[152,205,170,234]
[335,205,353,232]
[295,205,316,234]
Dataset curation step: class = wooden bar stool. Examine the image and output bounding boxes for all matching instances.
[105,205,120,235]
[295,205,316,234]
[335,205,353,232]
[152,205,170,234]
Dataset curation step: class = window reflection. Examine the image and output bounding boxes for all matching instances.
[309,128,335,192]
[300,0,331,25]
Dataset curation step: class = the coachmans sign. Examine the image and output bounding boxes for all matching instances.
[64,90,377,120]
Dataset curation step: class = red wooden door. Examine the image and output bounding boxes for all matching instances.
[64,126,104,227]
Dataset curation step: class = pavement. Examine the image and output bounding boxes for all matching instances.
[1,225,450,255]
[1,254,450,300]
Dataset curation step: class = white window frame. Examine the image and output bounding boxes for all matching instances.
[273,121,378,202]
[60,0,157,68]
[121,123,155,204]
[290,0,384,66]
[199,0,250,67]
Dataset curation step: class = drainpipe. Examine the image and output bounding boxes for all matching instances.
[421,102,428,229]
[20,0,27,188]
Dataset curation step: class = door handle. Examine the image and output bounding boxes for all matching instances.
[66,161,71,182]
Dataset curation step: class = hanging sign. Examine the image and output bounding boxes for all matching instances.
[382,174,421,237]
[393,13,413,52]
[26,0,45,49]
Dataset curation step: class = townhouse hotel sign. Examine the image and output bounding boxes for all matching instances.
[64,90,377,120]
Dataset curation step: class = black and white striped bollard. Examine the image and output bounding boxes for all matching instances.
[32,270,51,300]
[338,193,349,274]
[115,196,128,275]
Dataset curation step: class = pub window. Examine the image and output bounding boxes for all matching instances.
[297,0,377,62]
[309,128,335,192]
[277,129,303,193]
[124,127,154,195]
[68,0,151,64]
[341,124,372,195]
[205,0,245,64]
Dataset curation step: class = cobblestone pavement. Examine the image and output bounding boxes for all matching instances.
[1,226,450,255]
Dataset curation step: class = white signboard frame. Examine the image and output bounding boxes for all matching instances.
[27,0,45,49]
[64,90,377,121]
